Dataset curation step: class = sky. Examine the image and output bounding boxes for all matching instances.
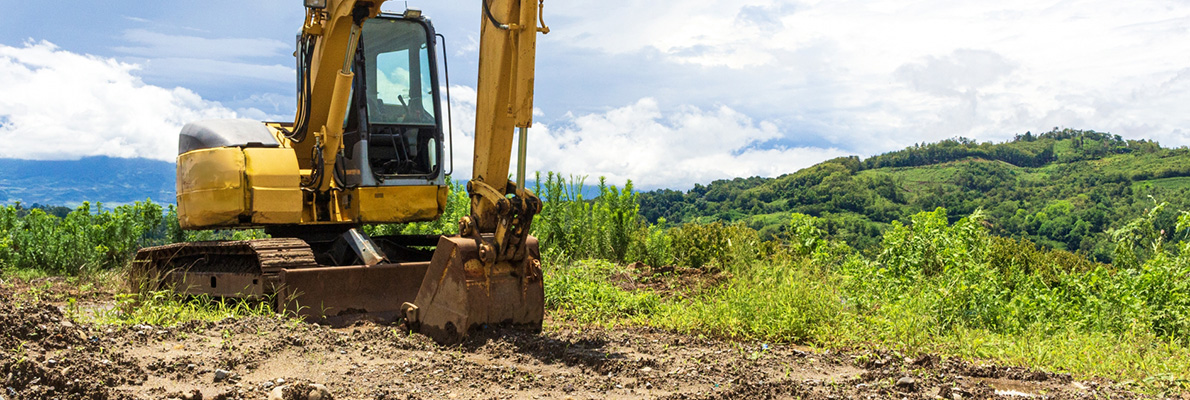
[1,0,1189,190]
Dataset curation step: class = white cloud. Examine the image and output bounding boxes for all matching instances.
[544,0,1190,153]
[444,85,849,190]
[0,41,238,161]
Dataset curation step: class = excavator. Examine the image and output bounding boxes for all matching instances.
[132,0,550,344]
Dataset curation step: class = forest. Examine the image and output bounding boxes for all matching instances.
[639,128,1190,261]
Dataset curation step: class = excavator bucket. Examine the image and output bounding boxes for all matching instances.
[275,262,431,323]
[402,235,544,344]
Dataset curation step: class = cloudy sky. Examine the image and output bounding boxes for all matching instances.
[1,0,1188,190]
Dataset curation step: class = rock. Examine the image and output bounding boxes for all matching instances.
[214,369,231,382]
[262,381,275,389]
[269,383,332,400]
[187,364,196,371]
[307,383,331,400]
[896,376,916,389]
[277,378,286,384]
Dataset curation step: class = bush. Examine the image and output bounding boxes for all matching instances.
[669,221,766,273]
[532,173,645,263]
[0,201,165,275]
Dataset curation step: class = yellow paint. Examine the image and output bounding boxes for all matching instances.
[176,148,247,229]
[178,147,306,229]
[356,185,448,224]
[243,148,302,224]
[472,0,540,189]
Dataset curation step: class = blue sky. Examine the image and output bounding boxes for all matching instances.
[1,0,1189,190]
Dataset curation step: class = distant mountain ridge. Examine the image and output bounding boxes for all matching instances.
[0,156,175,206]
[638,128,1190,261]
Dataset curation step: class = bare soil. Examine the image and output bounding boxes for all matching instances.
[0,277,1167,400]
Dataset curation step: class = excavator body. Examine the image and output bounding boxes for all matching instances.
[133,0,550,344]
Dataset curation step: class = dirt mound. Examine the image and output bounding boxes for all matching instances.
[0,296,84,350]
[0,293,147,400]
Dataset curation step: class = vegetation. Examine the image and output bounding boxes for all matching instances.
[639,128,1190,262]
[80,290,277,327]
[530,171,1190,393]
[3,130,1190,392]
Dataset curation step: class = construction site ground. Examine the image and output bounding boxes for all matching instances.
[0,277,1158,400]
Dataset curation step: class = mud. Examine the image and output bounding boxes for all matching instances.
[0,279,1167,400]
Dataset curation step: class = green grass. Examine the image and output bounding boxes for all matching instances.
[544,260,660,327]
[542,208,1190,395]
[70,289,279,327]
[650,258,843,342]
[1138,176,1190,191]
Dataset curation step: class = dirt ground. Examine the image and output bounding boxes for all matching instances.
[0,277,1169,400]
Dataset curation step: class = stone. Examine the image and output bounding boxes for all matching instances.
[896,376,916,389]
[214,369,231,382]
[307,383,331,400]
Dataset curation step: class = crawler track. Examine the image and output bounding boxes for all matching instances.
[131,238,318,291]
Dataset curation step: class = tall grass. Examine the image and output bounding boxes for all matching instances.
[0,201,165,275]
[536,175,1190,391]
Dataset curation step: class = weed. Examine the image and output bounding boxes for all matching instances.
[80,290,277,327]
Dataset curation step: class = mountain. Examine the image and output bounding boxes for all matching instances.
[0,156,175,207]
[639,128,1190,262]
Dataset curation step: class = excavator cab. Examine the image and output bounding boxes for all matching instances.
[341,14,445,187]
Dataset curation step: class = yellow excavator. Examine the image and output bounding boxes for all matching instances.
[133,0,550,344]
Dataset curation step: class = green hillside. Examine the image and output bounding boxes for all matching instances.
[640,128,1190,261]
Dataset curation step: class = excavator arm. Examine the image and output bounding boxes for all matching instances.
[401,0,551,343]
[462,0,550,263]
[287,0,387,192]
